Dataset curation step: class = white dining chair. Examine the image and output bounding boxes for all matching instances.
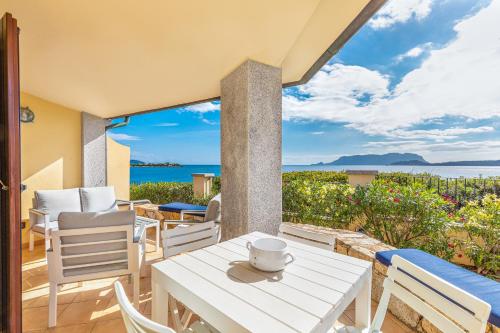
[336,255,492,333]
[114,281,217,333]
[160,220,220,331]
[278,223,335,250]
[162,221,220,258]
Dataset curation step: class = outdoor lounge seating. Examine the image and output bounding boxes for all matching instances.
[28,186,154,251]
[376,249,499,328]
[47,210,145,327]
[159,193,221,221]
[159,202,207,218]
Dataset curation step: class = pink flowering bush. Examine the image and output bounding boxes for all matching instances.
[453,194,499,277]
[353,180,456,259]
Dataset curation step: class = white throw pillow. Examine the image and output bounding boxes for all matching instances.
[35,188,82,222]
[80,186,118,212]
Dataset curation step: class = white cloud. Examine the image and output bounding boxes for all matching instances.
[363,140,500,162]
[107,133,141,141]
[184,102,219,113]
[202,118,218,125]
[311,131,325,135]
[284,0,500,139]
[396,43,433,62]
[154,122,179,127]
[386,126,495,140]
[369,0,433,29]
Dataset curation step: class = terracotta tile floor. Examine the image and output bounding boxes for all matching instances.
[22,239,414,332]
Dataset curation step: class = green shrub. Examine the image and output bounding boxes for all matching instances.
[353,180,455,259]
[130,182,218,206]
[283,180,359,228]
[454,194,499,276]
[130,182,194,204]
[282,171,347,184]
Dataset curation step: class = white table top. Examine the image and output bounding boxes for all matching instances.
[152,231,372,333]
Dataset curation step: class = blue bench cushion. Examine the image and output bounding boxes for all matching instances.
[158,202,207,217]
[376,249,500,327]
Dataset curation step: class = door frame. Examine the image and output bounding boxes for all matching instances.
[1,12,22,333]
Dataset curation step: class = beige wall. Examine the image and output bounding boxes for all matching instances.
[21,93,132,246]
[20,93,82,244]
[106,137,130,200]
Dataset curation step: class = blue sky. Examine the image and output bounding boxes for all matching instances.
[109,0,500,165]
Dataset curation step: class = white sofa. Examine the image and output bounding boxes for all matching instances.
[28,186,144,251]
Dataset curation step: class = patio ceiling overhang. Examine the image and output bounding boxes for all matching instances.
[1,0,384,119]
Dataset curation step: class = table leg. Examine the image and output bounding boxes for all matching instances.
[355,271,372,330]
[152,279,169,326]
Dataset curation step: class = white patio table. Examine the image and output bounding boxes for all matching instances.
[152,231,372,333]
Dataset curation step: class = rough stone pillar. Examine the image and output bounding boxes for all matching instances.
[220,60,282,240]
[82,112,108,187]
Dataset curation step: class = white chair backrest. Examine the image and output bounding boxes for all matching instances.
[203,193,221,223]
[114,281,175,333]
[278,224,335,250]
[162,221,219,258]
[50,224,135,284]
[372,255,491,333]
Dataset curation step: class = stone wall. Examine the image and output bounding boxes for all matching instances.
[282,223,498,333]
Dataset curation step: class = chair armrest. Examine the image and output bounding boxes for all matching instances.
[116,199,152,210]
[116,199,152,205]
[135,216,159,224]
[29,208,50,230]
[29,208,49,216]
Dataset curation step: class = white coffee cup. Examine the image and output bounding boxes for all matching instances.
[246,238,295,272]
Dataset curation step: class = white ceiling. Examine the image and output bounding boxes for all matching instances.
[2,0,375,118]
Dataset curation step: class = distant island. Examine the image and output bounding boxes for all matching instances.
[392,159,500,166]
[131,159,182,167]
[314,153,427,166]
[313,153,500,166]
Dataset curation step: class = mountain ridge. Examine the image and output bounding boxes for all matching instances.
[315,153,427,166]
[313,153,500,166]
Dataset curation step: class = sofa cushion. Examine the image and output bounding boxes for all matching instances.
[80,186,118,212]
[58,211,136,277]
[35,188,82,222]
[158,202,207,217]
[376,249,500,326]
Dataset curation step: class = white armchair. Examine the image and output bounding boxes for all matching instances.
[47,210,145,327]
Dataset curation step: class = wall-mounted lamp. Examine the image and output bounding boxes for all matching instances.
[20,106,35,123]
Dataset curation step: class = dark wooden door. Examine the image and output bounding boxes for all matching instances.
[0,12,21,333]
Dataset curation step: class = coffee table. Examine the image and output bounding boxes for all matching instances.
[135,216,160,251]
